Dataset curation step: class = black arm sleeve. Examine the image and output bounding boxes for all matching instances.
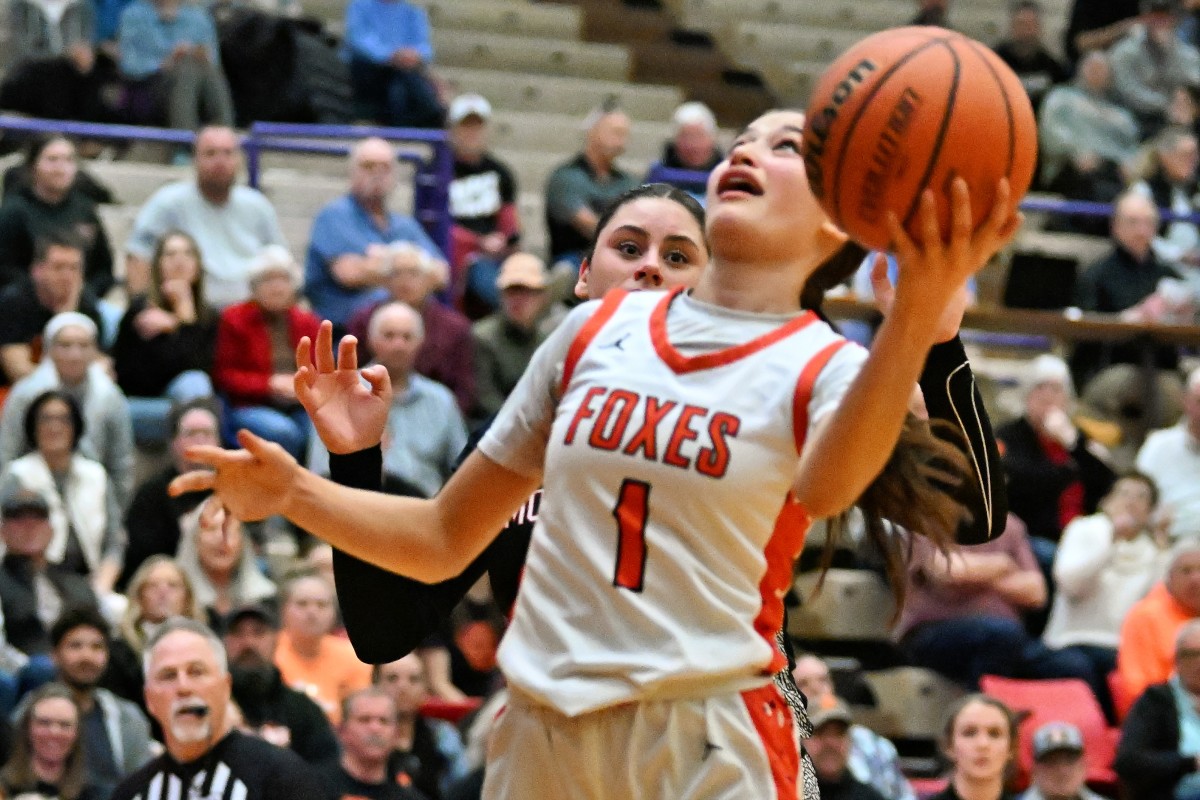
[918,336,1008,545]
[328,442,511,664]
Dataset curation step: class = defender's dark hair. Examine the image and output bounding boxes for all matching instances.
[586,183,708,264]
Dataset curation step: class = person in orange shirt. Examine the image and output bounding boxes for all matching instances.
[273,571,372,724]
[1115,541,1200,717]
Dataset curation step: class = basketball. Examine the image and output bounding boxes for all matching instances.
[801,26,1037,251]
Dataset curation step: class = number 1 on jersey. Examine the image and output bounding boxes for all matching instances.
[612,479,650,592]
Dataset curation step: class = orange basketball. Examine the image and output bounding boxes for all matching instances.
[801,26,1037,251]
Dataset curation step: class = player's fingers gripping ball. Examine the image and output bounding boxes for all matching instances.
[801,26,1037,251]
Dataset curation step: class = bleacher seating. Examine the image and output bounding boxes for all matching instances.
[1011,228,1114,268]
[721,22,869,72]
[661,0,1068,106]
[857,666,965,742]
[418,0,584,40]
[669,0,1020,43]
[431,30,631,82]
[435,66,682,122]
[789,568,895,643]
[83,161,191,207]
[487,109,673,165]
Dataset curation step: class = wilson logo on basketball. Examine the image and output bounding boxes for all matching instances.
[563,386,741,478]
[802,57,878,199]
[859,87,923,224]
[801,26,1038,251]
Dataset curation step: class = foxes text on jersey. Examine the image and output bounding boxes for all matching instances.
[482,288,867,716]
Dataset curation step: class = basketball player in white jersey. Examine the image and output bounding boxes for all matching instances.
[172,110,1021,799]
[301,179,1005,800]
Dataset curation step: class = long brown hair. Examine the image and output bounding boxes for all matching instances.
[802,241,973,616]
[1,683,88,800]
[940,693,1020,779]
[148,230,212,321]
[119,555,206,654]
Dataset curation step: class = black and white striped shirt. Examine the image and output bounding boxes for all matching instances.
[111,731,326,800]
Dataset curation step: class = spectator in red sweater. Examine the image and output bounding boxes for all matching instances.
[213,245,318,459]
[997,355,1116,549]
[345,242,476,416]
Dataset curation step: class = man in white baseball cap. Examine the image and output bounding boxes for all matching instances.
[446,92,521,317]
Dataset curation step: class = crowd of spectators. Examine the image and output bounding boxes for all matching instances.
[778,8,1200,795]
[0,468,489,799]
[0,103,523,794]
[10,0,1200,798]
[873,7,1200,782]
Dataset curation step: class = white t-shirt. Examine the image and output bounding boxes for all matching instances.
[1136,424,1200,540]
[1043,512,1170,649]
[126,182,287,308]
[480,289,867,715]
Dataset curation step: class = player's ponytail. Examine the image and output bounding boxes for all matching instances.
[837,415,971,619]
[801,242,972,618]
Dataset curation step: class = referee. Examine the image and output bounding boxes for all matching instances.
[111,617,327,800]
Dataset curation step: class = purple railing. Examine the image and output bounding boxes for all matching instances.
[0,115,454,256]
[247,122,453,256]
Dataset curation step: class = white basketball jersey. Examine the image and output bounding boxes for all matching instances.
[498,289,859,716]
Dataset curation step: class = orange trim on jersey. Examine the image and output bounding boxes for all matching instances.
[741,683,800,800]
[756,496,812,675]
[560,289,630,395]
[649,288,819,374]
[791,340,851,452]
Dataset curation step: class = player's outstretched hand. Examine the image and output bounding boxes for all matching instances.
[886,177,1021,325]
[295,321,391,454]
[169,430,299,521]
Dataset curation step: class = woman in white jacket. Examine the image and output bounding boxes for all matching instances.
[0,389,124,595]
[1043,472,1172,721]
[0,312,134,508]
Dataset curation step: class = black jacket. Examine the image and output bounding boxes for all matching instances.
[0,555,98,655]
[1071,245,1181,381]
[231,666,340,768]
[991,41,1068,111]
[0,184,114,296]
[1115,682,1199,800]
[816,773,888,800]
[1062,0,1140,65]
[113,294,218,399]
[996,415,1115,542]
[102,636,146,711]
[387,715,452,800]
